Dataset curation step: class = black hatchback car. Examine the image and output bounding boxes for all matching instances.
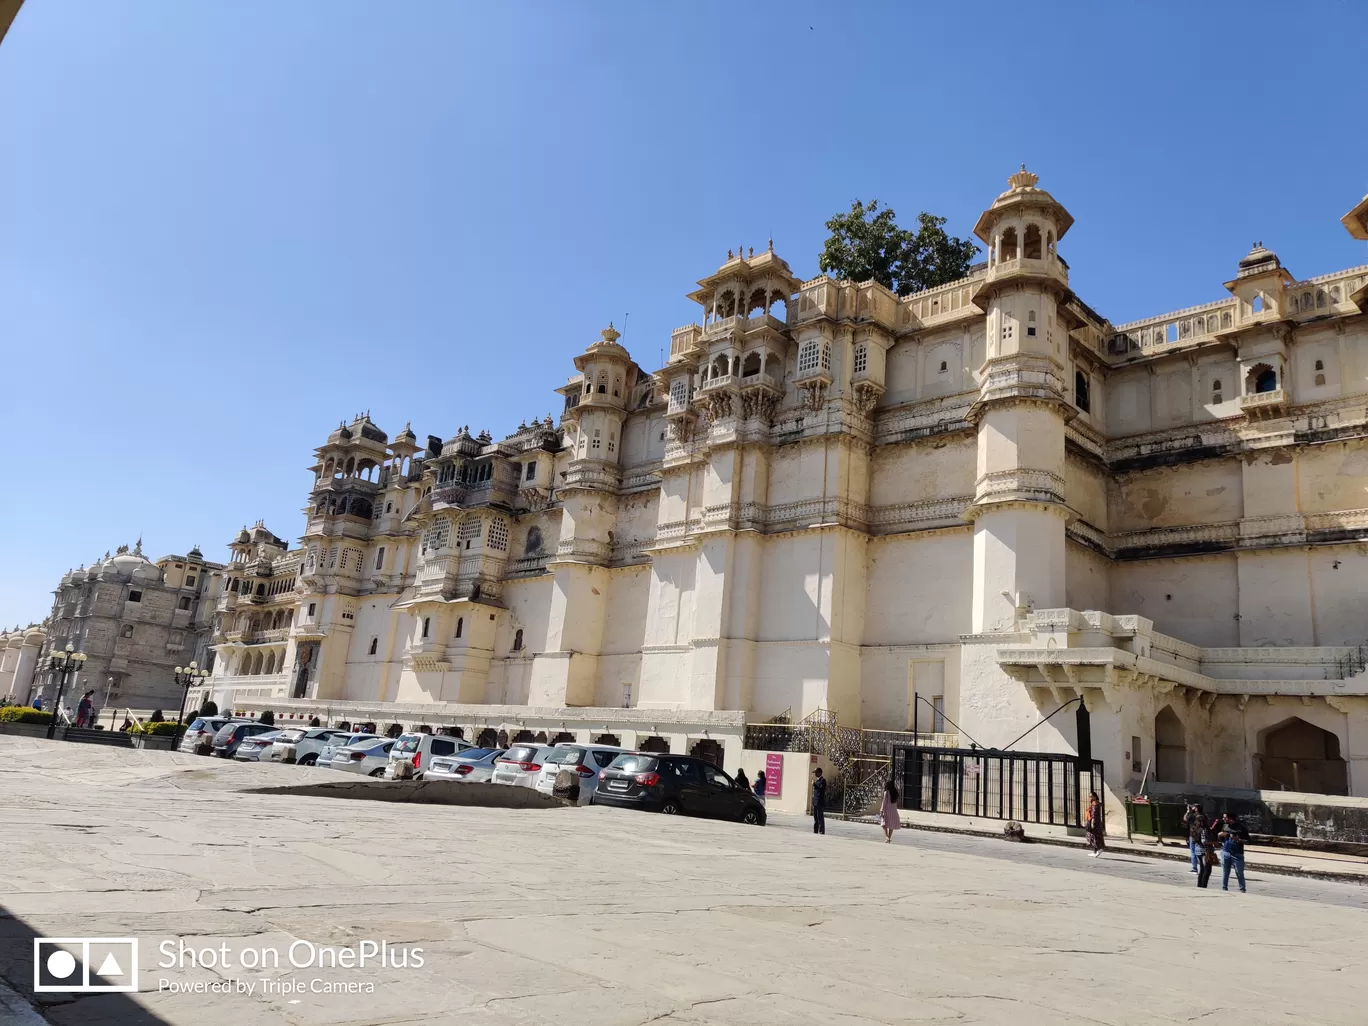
[592,754,766,825]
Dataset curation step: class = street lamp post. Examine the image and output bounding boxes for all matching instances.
[45,643,88,740]
[172,662,210,749]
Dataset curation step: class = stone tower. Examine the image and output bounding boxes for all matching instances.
[966,167,1076,632]
[528,324,637,706]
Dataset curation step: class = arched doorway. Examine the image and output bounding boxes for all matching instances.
[1155,706,1187,782]
[690,739,723,767]
[639,736,670,754]
[551,731,575,744]
[477,728,497,747]
[1257,717,1348,795]
[594,733,621,747]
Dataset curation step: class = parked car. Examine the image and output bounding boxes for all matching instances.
[593,754,766,825]
[178,716,241,754]
[318,731,377,766]
[426,748,506,782]
[327,737,395,776]
[267,726,351,765]
[387,732,475,779]
[233,729,287,762]
[490,744,559,789]
[210,721,276,759]
[533,744,630,804]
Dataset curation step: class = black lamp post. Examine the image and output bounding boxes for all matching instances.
[45,643,88,740]
[172,662,210,749]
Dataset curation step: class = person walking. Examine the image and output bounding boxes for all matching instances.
[32,695,43,711]
[1183,803,1206,873]
[877,777,901,843]
[75,691,93,728]
[752,770,767,803]
[1196,815,1218,889]
[1218,812,1250,893]
[811,767,827,835]
[735,768,750,794]
[1084,791,1105,857]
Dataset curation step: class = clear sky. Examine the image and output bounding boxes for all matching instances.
[1,0,1366,628]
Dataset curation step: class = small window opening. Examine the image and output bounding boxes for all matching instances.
[368,637,377,655]
[455,617,463,639]
[512,628,523,652]
[1075,370,1091,413]
[422,617,430,638]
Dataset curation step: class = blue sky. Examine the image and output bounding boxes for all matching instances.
[1,0,1366,628]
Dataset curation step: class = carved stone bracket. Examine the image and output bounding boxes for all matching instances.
[851,381,883,414]
[740,389,780,423]
[797,381,828,411]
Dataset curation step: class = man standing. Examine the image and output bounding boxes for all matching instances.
[1183,803,1205,873]
[1218,812,1250,893]
[811,767,827,835]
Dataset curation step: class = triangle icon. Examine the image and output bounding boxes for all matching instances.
[96,952,124,977]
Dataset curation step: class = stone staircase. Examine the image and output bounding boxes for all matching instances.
[62,726,135,748]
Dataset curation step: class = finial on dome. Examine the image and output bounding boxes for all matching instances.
[1008,164,1039,190]
[600,323,621,344]
[767,238,773,251]
[727,248,733,259]
[748,247,753,258]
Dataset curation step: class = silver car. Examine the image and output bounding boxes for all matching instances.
[327,737,394,776]
[318,731,378,766]
[490,744,559,788]
[426,748,505,782]
[233,729,287,761]
[533,744,630,804]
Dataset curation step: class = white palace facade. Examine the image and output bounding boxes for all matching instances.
[199,171,1368,816]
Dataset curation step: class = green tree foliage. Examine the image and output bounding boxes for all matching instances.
[818,200,978,297]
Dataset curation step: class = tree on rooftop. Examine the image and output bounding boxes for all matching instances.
[819,200,978,297]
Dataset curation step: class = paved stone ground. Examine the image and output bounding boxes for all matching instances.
[2,737,1366,1026]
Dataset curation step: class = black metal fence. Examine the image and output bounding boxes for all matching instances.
[897,746,1104,829]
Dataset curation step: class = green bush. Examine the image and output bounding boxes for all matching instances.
[0,706,53,725]
[130,720,180,736]
[259,709,275,726]
[199,700,219,716]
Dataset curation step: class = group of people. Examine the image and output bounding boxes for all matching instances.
[1183,804,1250,892]
[22,690,100,726]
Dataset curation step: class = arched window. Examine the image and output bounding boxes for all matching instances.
[512,629,523,652]
[1315,358,1327,387]
[1250,365,1278,393]
[368,637,377,655]
[524,526,544,556]
[455,617,463,639]
[1000,227,1018,261]
[422,618,430,639]
[939,361,948,373]
[1023,224,1042,260]
[1027,310,1037,337]
[1251,295,1264,313]
[1212,379,1223,403]
[1316,290,1326,308]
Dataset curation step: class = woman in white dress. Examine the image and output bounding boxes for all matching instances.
[877,778,901,842]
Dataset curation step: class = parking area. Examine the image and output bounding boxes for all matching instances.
[2,736,1367,1025]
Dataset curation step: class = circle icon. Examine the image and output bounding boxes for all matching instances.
[46,950,77,980]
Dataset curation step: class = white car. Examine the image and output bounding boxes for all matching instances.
[318,731,379,766]
[387,732,475,779]
[177,716,247,754]
[233,729,287,761]
[490,744,559,788]
[427,748,505,782]
[328,737,395,776]
[269,727,351,766]
[534,744,631,804]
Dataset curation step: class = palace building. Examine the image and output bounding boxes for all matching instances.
[199,170,1368,818]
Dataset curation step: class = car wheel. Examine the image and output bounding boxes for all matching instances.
[300,754,317,766]
[369,768,385,777]
[660,799,682,816]
[742,808,762,826]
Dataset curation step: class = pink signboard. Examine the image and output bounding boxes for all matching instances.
[765,752,783,796]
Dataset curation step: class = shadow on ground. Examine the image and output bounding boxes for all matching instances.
[0,902,170,1025]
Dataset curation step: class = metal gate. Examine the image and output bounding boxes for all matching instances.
[897,746,1104,828]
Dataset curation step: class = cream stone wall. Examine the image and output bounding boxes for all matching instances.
[188,176,1368,822]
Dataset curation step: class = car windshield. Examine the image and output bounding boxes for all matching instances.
[503,746,541,763]
[544,747,585,766]
[609,755,658,773]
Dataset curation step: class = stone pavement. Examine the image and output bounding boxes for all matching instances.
[1,736,1366,1025]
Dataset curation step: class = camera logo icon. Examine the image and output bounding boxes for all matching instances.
[33,938,139,993]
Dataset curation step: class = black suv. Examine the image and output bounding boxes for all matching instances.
[592,754,766,825]
[210,721,277,758]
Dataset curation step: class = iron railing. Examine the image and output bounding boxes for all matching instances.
[1333,642,1368,680]
[898,746,1104,829]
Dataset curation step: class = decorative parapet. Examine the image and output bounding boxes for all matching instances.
[1239,387,1288,419]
